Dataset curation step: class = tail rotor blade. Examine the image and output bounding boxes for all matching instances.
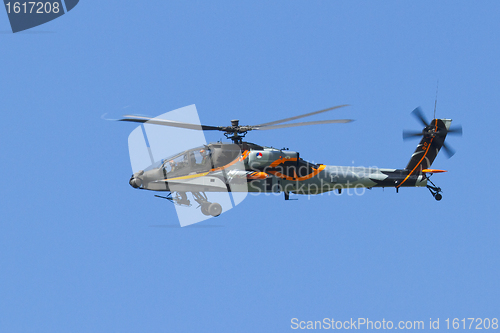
[411,107,429,127]
[447,125,463,136]
[403,130,423,140]
[441,142,456,158]
[436,124,463,138]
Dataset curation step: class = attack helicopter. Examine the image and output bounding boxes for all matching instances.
[118,105,461,218]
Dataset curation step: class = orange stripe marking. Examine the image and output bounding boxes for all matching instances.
[269,157,297,168]
[268,164,326,181]
[397,119,438,188]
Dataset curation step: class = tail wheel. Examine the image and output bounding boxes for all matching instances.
[201,203,212,216]
[427,178,443,201]
[208,203,222,217]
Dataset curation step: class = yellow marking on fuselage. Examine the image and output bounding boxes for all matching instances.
[165,172,210,181]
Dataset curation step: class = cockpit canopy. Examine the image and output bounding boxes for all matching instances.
[159,143,248,178]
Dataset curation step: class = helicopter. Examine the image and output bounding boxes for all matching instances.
[118,105,462,218]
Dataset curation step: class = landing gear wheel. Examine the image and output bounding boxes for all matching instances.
[208,203,222,217]
[427,177,443,202]
[201,204,211,216]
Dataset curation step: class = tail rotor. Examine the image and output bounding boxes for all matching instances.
[403,107,462,158]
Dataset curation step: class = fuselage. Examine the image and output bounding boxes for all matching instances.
[129,141,427,195]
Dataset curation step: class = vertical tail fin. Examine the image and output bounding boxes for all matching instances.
[405,119,452,172]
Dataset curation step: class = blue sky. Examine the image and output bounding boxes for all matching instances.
[1,1,499,332]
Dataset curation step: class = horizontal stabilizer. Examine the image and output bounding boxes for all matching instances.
[422,169,447,173]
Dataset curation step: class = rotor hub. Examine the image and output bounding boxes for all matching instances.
[423,126,437,137]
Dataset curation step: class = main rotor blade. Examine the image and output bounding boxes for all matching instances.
[411,107,429,127]
[119,115,221,131]
[403,130,423,140]
[254,119,353,130]
[254,104,349,127]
